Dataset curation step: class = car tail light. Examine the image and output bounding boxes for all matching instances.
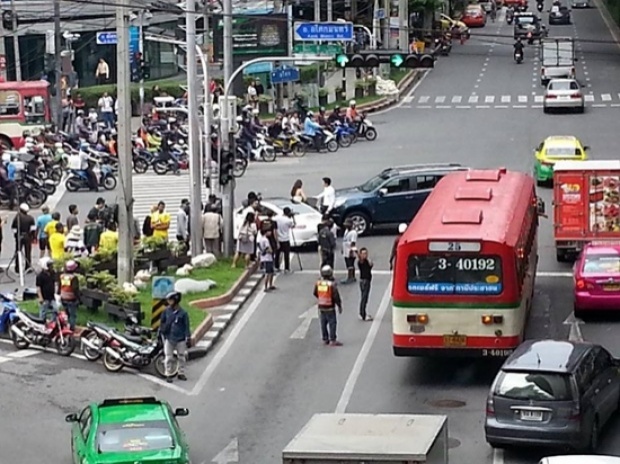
[486,397,495,416]
[570,93,581,98]
[482,315,504,325]
[576,278,594,290]
[546,94,557,99]
[407,314,429,324]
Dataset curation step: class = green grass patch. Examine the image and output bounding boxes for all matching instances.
[19,259,244,331]
[389,68,410,85]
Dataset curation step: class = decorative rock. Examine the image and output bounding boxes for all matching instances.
[176,264,194,276]
[191,253,217,269]
[175,278,216,294]
[133,279,148,290]
[135,269,152,282]
[123,282,138,295]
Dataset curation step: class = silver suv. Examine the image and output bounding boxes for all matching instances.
[485,340,620,451]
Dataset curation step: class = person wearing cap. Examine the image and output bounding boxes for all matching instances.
[65,225,87,257]
[151,201,171,241]
[35,205,52,258]
[36,257,57,320]
[11,203,35,273]
[58,260,80,330]
[390,223,408,270]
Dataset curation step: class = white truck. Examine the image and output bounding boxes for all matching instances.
[540,37,576,86]
[282,413,449,464]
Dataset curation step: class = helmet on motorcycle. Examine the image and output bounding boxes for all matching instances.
[252,108,259,115]
[77,109,84,115]
[349,100,356,107]
[165,291,182,305]
[24,137,34,144]
[319,107,326,113]
[1,153,10,163]
[19,203,29,213]
[39,257,54,269]
[235,115,244,123]
[320,265,333,278]
[65,260,78,272]
[54,142,63,149]
[334,105,340,111]
[307,111,314,117]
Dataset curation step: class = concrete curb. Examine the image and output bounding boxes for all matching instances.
[194,272,264,352]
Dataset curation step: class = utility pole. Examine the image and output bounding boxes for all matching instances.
[398,0,408,52]
[221,0,235,257]
[186,0,203,255]
[0,13,6,81]
[10,0,20,81]
[138,10,145,116]
[53,0,62,127]
[115,0,134,283]
[327,0,333,21]
[314,0,320,107]
[203,1,215,197]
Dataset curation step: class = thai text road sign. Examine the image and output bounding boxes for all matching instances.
[294,22,354,42]
[271,66,300,84]
[293,43,343,55]
[96,31,117,45]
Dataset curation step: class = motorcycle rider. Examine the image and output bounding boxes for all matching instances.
[313,265,343,346]
[514,37,525,61]
[267,114,284,139]
[74,109,89,138]
[0,153,15,209]
[345,100,359,124]
[238,115,257,160]
[303,111,323,151]
[328,106,344,125]
[160,291,190,383]
[58,260,80,330]
[317,107,329,126]
[78,143,99,191]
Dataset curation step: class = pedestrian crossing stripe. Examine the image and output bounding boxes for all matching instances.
[452,96,462,103]
[485,96,494,103]
[151,299,167,330]
[469,96,478,103]
[411,93,620,105]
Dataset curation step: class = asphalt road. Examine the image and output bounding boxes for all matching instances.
[3,2,620,464]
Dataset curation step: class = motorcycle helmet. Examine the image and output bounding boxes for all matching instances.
[252,108,259,115]
[19,203,29,213]
[235,115,244,122]
[165,291,182,304]
[349,100,356,107]
[307,111,314,117]
[79,142,89,151]
[54,142,63,149]
[77,109,84,116]
[65,260,78,272]
[39,257,54,269]
[319,106,326,113]
[320,265,333,278]
[18,147,28,154]
[24,137,34,144]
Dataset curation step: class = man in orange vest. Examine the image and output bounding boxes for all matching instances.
[58,260,80,330]
[313,265,343,346]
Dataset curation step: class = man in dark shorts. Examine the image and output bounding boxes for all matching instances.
[36,205,52,258]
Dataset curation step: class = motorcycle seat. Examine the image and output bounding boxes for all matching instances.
[89,321,112,331]
[24,313,47,324]
[123,333,144,344]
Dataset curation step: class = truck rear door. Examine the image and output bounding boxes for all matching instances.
[554,171,587,240]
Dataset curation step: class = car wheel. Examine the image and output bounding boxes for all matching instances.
[578,105,585,114]
[344,211,371,236]
[574,306,586,321]
[543,106,549,114]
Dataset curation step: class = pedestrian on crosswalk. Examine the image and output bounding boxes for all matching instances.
[357,247,374,321]
[176,199,189,248]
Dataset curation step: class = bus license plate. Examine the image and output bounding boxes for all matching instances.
[482,349,514,357]
[443,335,467,347]
[520,410,543,421]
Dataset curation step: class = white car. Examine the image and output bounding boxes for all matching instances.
[571,0,590,7]
[543,78,584,113]
[234,198,322,246]
[539,457,620,464]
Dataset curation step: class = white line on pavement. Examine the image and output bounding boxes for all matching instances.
[335,283,392,413]
[190,280,271,396]
[493,448,504,464]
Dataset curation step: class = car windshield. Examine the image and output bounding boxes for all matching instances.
[495,371,573,401]
[516,16,535,24]
[583,254,620,274]
[359,174,388,192]
[275,201,317,215]
[545,146,580,157]
[549,81,579,91]
[97,420,174,453]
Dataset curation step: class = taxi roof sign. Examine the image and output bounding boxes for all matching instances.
[101,397,159,406]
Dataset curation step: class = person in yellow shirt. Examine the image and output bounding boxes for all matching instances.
[44,211,61,239]
[150,201,171,241]
[49,222,67,260]
[99,223,119,250]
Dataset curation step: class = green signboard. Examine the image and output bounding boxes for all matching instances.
[293,43,343,55]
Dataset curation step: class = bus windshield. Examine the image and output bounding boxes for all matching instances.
[407,255,503,295]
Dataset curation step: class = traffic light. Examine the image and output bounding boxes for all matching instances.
[140,60,150,80]
[335,51,435,69]
[219,152,234,186]
[2,11,15,31]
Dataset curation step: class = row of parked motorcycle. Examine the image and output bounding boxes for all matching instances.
[0,294,180,377]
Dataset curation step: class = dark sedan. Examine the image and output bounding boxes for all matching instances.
[549,6,571,24]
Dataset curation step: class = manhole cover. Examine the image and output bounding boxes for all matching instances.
[428,399,466,408]
[448,437,461,449]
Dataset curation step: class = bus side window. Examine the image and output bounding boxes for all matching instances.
[0,90,20,117]
[24,96,45,124]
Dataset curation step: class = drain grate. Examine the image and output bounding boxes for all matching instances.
[448,437,461,449]
[428,399,467,408]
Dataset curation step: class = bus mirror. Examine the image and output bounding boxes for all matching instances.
[536,197,546,217]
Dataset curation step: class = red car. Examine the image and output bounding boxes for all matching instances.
[574,242,620,317]
[461,5,487,27]
[504,0,527,7]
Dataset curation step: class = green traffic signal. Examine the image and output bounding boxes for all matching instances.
[391,54,404,67]
[336,54,350,68]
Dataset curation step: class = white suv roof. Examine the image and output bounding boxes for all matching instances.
[540,456,620,464]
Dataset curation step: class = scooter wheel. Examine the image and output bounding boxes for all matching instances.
[133,158,149,174]
[153,161,169,175]
[103,350,124,372]
[56,336,76,356]
[338,135,353,149]
[292,144,306,157]
[103,176,117,190]
[232,158,248,178]
[364,128,378,141]
[262,149,276,162]
[10,322,30,349]
[154,353,178,378]
[326,140,339,153]
[25,190,46,209]
[65,178,81,192]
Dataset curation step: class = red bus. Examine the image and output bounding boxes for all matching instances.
[0,81,51,148]
[392,168,542,357]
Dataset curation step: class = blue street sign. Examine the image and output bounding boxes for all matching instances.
[294,22,354,42]
[96,31,117,45]
[243,62,273,75]
[271,66,300,84]
[152,276,175,299]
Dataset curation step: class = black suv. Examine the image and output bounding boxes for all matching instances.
[329,163,466,235]
[514,12,546,40]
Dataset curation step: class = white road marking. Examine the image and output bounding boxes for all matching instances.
[518,95,528,103]
[534,95,544,103]
[435,96,446,103]
[563,313,585,342]
[7,349,39,358]
[335,283,392,413]
[418,96,430,104]
[190,280,271,396]
[592,104,607,107]
[469,95,479,103]
[612,103,620,107]
[437,105,452,109]
[512,105,528,108]
[476,105,491,109]
[485,95,495,103]
[452,96,462,103]
[456,105,471,109]
[602,93,612,101]
[402,96,413,103]
[416,105,432,109]
[0,356,10,364]
[494,105,509,108]
[493,448,505,464]
[290,305,319,339]
[532,105,543,108]
[501,95,511,103]
[212,438,239,464]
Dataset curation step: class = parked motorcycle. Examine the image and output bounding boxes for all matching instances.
[9,305,75,356]
[102,330,178,378]
[81,316,151,362]
[65,165,117,192]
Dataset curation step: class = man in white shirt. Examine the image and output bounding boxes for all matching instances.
[98,91,115,128]
[341,219,358,284]
[317,177,336,214]
[275,207,295,273]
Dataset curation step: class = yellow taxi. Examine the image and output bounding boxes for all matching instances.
[534,135,589,186]
[439,14,470,38]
